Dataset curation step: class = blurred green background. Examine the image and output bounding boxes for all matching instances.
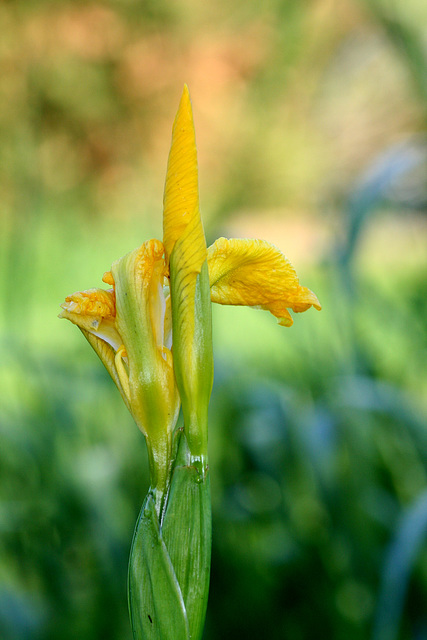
[1,0,427,639]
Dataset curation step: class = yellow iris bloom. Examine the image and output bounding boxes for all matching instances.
[60,239,179,505]
[59,85,320,490]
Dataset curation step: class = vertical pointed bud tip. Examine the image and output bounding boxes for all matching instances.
[163,85,199,262]
[175,84,192,127]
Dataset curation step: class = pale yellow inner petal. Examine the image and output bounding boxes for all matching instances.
[207,237,321,326]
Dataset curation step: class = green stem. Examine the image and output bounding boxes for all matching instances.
[146,430,173,518]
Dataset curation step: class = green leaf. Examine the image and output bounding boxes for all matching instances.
[128,492,190,640]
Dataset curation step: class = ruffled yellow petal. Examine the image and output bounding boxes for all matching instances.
[59,287,124,344]
[207,237,321,326]
[59,287,115,322]
[162,84,205,270]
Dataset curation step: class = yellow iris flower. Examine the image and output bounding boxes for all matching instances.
[59,85,320,494]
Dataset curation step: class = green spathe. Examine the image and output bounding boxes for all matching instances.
[170,256,213,461]
[128,492,189,640]
[162,432,212,640]
[128,431,211,640]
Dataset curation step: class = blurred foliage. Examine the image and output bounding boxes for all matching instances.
[1,0,427,639]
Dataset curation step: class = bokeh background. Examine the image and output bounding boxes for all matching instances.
[1,0,427,639]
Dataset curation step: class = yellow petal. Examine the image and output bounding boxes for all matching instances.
[60,287,116,321]
[163,84,205,268]
[207,237,321,326]
[59,288,124,347]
